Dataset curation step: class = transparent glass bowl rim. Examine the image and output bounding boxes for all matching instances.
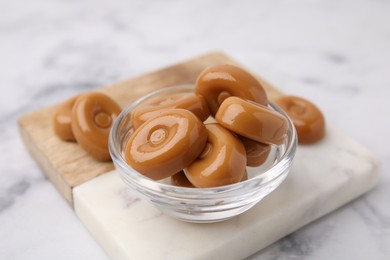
[109,84,297,195]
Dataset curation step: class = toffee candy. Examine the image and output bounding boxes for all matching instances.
[195,64,268,115]
[171,171,194,188]
[216,97,289,145]
[131,93,210,130]
[72,92,121,161]
[125,109,207,180]
[171,169,249,188]
[53,95,79,141]
[239,136,271,167]
[275,96,325,144]
[184,124,246,188]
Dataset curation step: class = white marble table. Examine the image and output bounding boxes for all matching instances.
[1,0,389,259]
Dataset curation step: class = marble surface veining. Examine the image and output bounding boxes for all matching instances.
[1,0,389,259]
[73,128,380,260]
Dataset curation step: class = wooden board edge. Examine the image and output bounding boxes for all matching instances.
[18,119,73,205]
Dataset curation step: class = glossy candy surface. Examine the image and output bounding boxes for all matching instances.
[275,96,325,144]
[239,136,271,167]
[72,92,121,161]
[216,97,289,145]
[131,93,210,130]
[184,124,246,188]
[195,64,268,115]
[125,109,208,180]
[53,95,79,141]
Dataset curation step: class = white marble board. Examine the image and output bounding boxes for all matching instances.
[74,128,380,260]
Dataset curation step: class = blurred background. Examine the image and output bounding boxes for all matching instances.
[1,0,389,259]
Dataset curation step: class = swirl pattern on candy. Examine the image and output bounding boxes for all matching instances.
[53,92,122,161]
[275,95,325,144]
[72,92,122,161]
[125,109,208,180]
[195,64,268,115]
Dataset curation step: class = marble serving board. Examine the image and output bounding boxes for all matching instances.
[73,128,379,260]
[18,52,380,259]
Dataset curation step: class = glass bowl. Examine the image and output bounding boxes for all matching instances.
[109,85,297,223]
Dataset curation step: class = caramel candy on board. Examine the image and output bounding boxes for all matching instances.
[216,97,289,145]
[131,93,210,130]
[72,92,122,161]
[184,124,246,188]
[195,64,268,116]
[239,136,271,167]
[275,96,325,144]
[53,95,79,141]
[125,109,208,180]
